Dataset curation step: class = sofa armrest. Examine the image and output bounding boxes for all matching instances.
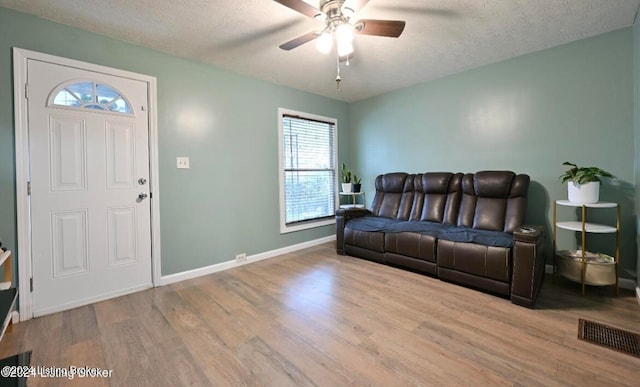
[335,207,371,255]
[510,225,546,307]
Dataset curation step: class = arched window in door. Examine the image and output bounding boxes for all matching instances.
[48,80,133,115]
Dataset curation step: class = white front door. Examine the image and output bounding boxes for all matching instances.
[28,59,152,316]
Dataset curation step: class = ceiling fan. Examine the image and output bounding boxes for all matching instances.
[274,0,406,88]
[276,0,406,52]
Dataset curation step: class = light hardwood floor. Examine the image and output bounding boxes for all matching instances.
[1,242,639,386]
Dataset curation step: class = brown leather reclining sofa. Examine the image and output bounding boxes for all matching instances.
[335,171,546,307]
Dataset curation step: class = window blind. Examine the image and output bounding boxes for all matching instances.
[282,114,336,225]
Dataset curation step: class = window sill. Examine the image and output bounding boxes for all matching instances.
[280,217,336,234]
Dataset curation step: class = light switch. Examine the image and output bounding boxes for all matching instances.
[176,157,190,169]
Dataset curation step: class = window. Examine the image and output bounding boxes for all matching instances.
[278,108,337,233]
[49,80,133,115]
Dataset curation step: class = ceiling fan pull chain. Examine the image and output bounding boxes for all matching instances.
[336,53,342,90]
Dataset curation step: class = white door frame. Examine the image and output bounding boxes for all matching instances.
[12,48,162,321]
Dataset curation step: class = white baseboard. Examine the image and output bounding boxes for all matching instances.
[544,264,636,291]
[159,236,334,286]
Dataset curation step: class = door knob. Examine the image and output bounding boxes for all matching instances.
[138,192,148,200]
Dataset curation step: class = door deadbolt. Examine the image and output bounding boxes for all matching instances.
[138,178,147,185]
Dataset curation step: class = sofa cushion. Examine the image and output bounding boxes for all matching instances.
[385,232,437,262]
[344,228,385,253]
[345,216,513,248]
[437,239,511,283]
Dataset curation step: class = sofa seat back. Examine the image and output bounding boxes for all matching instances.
[370,173,415,220]
[410,172,463,223]
[370,172,464,224]
[456,171,529,233]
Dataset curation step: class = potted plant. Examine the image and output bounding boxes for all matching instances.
[352,175,362,193]
[559,161,614,204]
[341,163,352,193]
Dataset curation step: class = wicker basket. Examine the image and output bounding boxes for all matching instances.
[556,250,616,286]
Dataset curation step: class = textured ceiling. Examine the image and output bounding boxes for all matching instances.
[1,0,639,102]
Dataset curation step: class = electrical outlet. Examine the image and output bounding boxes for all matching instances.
[235,253,247,263]
[176,157,190,169]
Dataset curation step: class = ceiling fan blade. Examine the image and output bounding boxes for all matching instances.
[279,31,318,50]
[274,0,322,19]
[343,0,370,13]
[355,19,406,38]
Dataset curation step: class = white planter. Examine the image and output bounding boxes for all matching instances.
[341,183,353,193]
[567,181,600,204]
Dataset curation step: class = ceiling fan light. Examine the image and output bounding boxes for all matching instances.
[335,23,354,43]
[337,39,354,57]
[315,32,333,54]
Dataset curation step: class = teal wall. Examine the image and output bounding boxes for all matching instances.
[1,6,638,283]
[634,19,640,288]
[350,28,637,280]
[0,7,349,275]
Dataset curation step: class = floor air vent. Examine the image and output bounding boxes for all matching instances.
[578,319,640,358]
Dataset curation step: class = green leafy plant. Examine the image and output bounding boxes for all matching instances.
[341,163,352,183]
[353,175,362,184]
[559,161,614,184]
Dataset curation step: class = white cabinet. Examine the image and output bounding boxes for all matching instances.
[553,200,619,295]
